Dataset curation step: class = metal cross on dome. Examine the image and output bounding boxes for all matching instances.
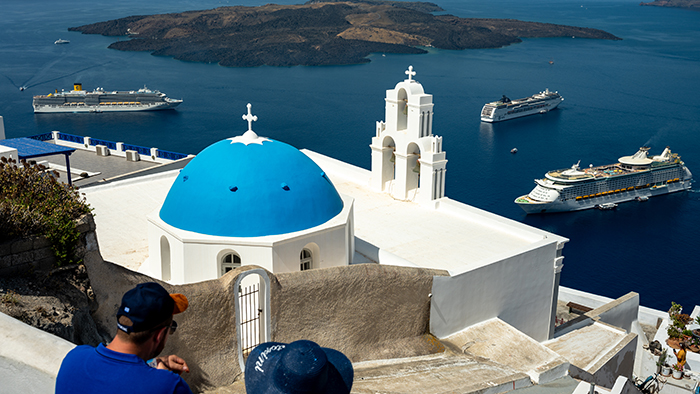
[405,65,416,81]
[242,103,258,132]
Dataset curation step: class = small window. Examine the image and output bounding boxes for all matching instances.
[221,253,241,277]
[300,249,312,271]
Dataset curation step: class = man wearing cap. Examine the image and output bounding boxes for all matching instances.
[56,282,193,394]
[245,339,354,393]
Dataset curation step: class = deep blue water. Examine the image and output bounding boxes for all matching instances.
[1,0,699,311]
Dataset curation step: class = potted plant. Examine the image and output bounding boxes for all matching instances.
[657,348,668,374]
[672,363,684,379]
[661,363,672,377]
[667,302,692,348]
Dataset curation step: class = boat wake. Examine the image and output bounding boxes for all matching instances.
[5,58,115,92]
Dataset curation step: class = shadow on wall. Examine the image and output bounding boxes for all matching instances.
[84,249,449,392]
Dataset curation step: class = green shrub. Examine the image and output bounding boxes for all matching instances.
[0,157,92,266]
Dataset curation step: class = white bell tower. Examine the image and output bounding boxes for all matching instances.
[370,66,447,204]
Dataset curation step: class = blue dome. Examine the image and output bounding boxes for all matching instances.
[159,135,343,237]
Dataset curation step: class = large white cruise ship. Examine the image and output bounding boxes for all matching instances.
[515,146,693,214]
[33,83,182,113]
[480,89,563,123]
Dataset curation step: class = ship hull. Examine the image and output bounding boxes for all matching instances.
[516,179,692,214]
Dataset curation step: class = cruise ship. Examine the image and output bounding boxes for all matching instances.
[33,84,182,113]
[515,146,693,214]
[480,89,563,123]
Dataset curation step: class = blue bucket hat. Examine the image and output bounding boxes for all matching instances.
[244,340,353,394]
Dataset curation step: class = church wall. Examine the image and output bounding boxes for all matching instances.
[169,236,186,283]
[189,244,274,281]
[145,220,181,282]
[147,193,354,282]
[271,224,349,273]
[146,217,200,284]
[182,244,221,281]
[430,239,560,342]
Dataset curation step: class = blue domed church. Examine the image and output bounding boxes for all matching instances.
[145,104,355,284]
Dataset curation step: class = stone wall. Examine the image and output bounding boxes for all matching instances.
[0,214,97,276]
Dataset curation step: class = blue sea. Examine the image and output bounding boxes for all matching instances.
[1,0,698,311]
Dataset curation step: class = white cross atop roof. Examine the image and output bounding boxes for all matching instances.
[405,65,416,82]
[242,103,258,132]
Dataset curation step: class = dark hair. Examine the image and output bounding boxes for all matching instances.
[117,316,172,345]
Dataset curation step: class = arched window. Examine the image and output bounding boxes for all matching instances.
[397,89,408,130]
[300,249,312,271]
[221,252,242,277]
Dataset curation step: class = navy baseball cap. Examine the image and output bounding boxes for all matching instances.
[245,340,353,394]
[116,282,189,333]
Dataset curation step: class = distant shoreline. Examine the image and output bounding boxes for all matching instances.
[68,0,621,67]
[639,0,700,9]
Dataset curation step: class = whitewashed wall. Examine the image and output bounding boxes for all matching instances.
[146,195,354,284]
[0,145,17,161]
[430,239,560,342]
[272,225,350,273]
[0,312,75,394]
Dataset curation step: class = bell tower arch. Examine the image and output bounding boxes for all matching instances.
[370,66,447,203]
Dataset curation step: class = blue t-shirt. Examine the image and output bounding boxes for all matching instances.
[55,343,193,394]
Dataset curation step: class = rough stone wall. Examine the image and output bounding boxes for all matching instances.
[272,264,449,362]
[0,213,104,346]
[85,252,244,392]
[84,255,450,392]
[0,235,54,275]
[0,214,97,276]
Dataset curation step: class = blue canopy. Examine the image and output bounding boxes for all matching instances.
[1,137,75,185]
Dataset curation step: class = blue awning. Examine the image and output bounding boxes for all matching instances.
[1,137,75,185]
[0,137,75,159]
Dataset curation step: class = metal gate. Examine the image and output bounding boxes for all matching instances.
[239,283,261,361]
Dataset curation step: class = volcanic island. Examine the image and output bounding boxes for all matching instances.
[68,0,622,67]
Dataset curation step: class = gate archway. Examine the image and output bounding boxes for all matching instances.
[235,269,271,373]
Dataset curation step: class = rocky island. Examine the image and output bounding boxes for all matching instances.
[68,0,621,67]
[639,0,700,9]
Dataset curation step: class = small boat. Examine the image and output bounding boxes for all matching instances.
[636,196,649,202]
[54,39,70,45]
[511,148,518,154]
[596,203,618,210]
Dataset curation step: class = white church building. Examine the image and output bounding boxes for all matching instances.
[143,66,452,285]
[78,66,568,342]
[144,104,355,284]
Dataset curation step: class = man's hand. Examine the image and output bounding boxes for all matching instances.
[155,355,190,375]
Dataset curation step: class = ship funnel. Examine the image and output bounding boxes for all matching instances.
[631,147,649,161]
[73,83,82,91]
